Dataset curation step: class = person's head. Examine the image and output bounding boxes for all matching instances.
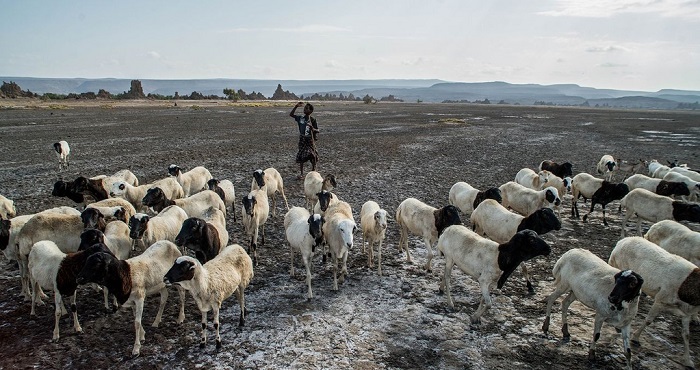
[304,103,314,115]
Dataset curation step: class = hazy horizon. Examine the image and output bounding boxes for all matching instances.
[2,1,699,92]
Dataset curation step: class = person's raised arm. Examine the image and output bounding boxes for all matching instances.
[289,101,304,117]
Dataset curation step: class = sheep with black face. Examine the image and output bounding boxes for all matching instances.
[241,189,269,266]
[543,248,643,369]
[174,206,228,264]
[284,207,324,299]
[251,168,289,216]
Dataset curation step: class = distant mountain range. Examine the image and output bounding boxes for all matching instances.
[2,77,699,109]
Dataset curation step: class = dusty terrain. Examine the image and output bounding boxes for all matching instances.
[0,101,699,369]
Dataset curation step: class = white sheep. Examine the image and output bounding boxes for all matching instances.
[304,171,336,211]
[16,212,85,301]
[168,165,213,197]
[251,168,289,216]
[647,159,664,177]
[395,198,462,272]
[448,182,502,217]
[1,206,80,266]
[323,201,356,291]
[174,206,228,264]
[110,177,184,212]
[164,244,253,349]
[540,171,572,198]
[471,199,561,293]
[670,166,700,182]
[284,207,324,299]
[28,241,113,341]
[619,188,700,237]
[652,164,673,179]
[241,188,270,266]
[645,220,700,266]
[128,205,189,251]
[597,154,617,181]
[53,140,70,171]
[542,248,643,369]
[499,181,561,217]
[0,194,16,220]
[624,174,663,192]
[360,201,388,275]
[207,178,236,221]
[86,197,137,223]
[663,171,700,201]
[76,240,186,357]
[514,168,550,190]
[437,226,551,324]
[142,188,226,218]
[609,237,700,369]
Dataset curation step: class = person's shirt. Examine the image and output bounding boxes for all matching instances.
[293,115,318,137]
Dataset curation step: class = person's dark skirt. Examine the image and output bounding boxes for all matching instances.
[296,135,318,165]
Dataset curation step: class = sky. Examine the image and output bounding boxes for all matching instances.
[2,0,699,92]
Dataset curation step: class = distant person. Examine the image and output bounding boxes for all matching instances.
[289,102,319,179]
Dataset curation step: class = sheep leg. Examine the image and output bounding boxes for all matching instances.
[442,257,455,309]
[635,218,643,237]
[103,286,110,310]
[270,195,277,217]
[601,204,609,227]
[542,285,569,334]
[520,263,534,294]
[290,244,295,277]
[69,291,82,335]
[680,315,693,369]
[303,252,313,300]
[261,224,266,245]
[423,237,433,272]
[30,278,39,315]
[213,305,223,349]
[53,291,62,341]
[582,200,597,223]
[280,188,289,210]
[332,252,339,291]
[588,313,605,362]
[471,278,493,324]
[560,291,577,340]
[377,239,383,276]
[151,288,168,327]
[339,252,348,284]
[620,324,633,369]
[235,287,246,326]
[177,286,186,324]
[620,213,631,238]
[200,310,208,348]
[132,298,145,357]
[399,226,412,263]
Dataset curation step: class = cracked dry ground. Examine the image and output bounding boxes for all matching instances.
[0,102,699,369]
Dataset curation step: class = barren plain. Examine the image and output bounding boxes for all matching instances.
[0,100,699,369]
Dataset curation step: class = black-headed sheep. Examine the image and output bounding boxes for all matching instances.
[609,237,700,369]
[241,189,269,266]
[284,207,324,299]
[304,171,337,211]
[76,240,186,357]
[53,141,70,171]
[543,248,643,369]
[395,198,461,272]
[619,188,700,236]
[471,199,561,293]
[168,165,212,197]
[174,206,228,265]
[251,168,289,216]
[448,181,502,217]
[437,227,551,324]
[539,160,573,179]
[207,178,236,221]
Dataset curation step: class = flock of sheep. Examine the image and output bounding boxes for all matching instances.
[1,140,700,368]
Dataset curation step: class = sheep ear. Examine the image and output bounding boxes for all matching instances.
[374,211,381,220]
[189,263,196,270]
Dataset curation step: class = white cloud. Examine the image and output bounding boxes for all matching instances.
[598,62,628,67]
[539,0,700,19]
[147,51,161,59]
[586,45,628,52]
[220,24,351,34]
